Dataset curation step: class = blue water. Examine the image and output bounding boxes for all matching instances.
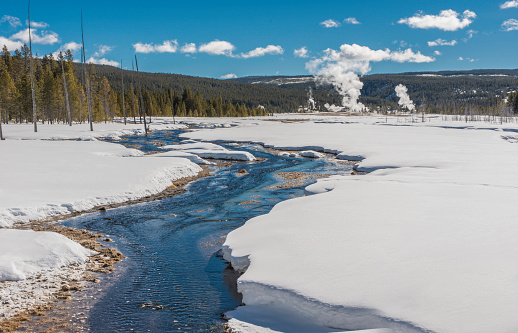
[60,130,351,332]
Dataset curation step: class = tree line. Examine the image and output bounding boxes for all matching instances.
[0,45,268,126]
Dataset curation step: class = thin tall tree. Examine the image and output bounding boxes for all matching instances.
[134,54,147,135]
[169,88,176,124]
[60,54,72,126]
[131,61,137,124]
[0,108,4,140]
[121,60,126,125]
[28,1,37,132]
[81,10,93,131]
[131,61,138,124]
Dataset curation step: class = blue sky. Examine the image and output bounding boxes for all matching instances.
[1,0,517,78]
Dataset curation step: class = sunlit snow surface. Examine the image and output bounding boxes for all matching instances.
[3,116,518,332]
[0,122,202,226]
[181,115,518,333]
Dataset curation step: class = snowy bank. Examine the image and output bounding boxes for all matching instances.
[0,125,202,227]
[161,141,256,161]
[0,229,95,281]
[183,116,518,333]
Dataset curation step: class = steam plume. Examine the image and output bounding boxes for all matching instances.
[306,44,433,112]
[395,84,415,111]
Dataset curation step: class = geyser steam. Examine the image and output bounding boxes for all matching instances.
[306,44,434,112]
[395,84,415,111]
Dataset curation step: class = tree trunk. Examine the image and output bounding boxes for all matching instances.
[81,11,93,131]
[121,60,126,125]
[61,60,72,126]
[28,3,37,132]
[134,55,147,135]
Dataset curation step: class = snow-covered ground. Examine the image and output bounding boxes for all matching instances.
[4,115,518,332]
[179,114,518,333]
[0,121,204,304]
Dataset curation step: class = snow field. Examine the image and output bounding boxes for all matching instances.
[183,116,518,332]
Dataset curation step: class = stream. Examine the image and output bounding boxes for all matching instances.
[58,129,351,332]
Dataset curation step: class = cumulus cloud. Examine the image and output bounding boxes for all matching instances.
[305,44,434,112]
[93,44,112,57]
[398,9,476,31]
[180,43,197,53]
[458,56,477,62]
[294,46,309,58]
[427,38,457,46]
[221,73,237,79]
[27,20,49,28]
[320,19,341,28]
[52,41,82,58]
[133,40,178,53]
[10,28,59,44]
[198,40,235,56]
[344,17,360,24]
[86,57,120,67]
[240,45,283,59]
[434,50,442,55]
[1,15,21,28]
[502,19,518,31]
[0,36,24,51]
[501,0,518,9]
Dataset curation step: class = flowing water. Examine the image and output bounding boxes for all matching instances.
[59,129,351,332]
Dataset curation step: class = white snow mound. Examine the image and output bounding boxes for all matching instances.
[0,229,95,281]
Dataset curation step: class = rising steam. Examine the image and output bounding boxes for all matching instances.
[395,84,415,111]
[306,44,434,112]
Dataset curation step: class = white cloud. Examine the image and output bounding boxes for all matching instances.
[466,29,477,39]
[52,41,82,58]
[1,15,21,28]
[501,1,518,9]
[344,17,360,24]
[427,38,458,46]
[86,57,120,67]
[180,43,197,53]
[27,20,49,28]
[502,19,518,31]
[398,9,476,31]
[434,50,442,55]
[294,46,309,58]
[240,45,283,59]
[0,36,24,51]
[320,19,341,28]
[10,28,59,45]
[198,40,235,56]
[458,56,477,62]
[221,73,237,79]
[133,40,178,53]
[93,44,112,57]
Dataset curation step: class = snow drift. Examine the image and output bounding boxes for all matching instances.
[0,229,95,281]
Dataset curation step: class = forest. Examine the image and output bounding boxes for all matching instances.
[0,45,268,125]
[2,43,518,125]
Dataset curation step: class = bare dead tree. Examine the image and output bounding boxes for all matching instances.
[131,61,138,124]
[0,108,4,140]
[169,88,175,124]
[134,55,147,135]
[28,1,37,132]
[60,55,72,126]
[81,10,93,131]
[121,60,126,125]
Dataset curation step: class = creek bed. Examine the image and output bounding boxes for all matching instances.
[58,129,351,332]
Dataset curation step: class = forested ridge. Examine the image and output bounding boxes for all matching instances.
[0,45,267,125]
[2,42,518,124]
[233,71,518,113]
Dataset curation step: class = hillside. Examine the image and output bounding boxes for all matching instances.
[90,64,518,113]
